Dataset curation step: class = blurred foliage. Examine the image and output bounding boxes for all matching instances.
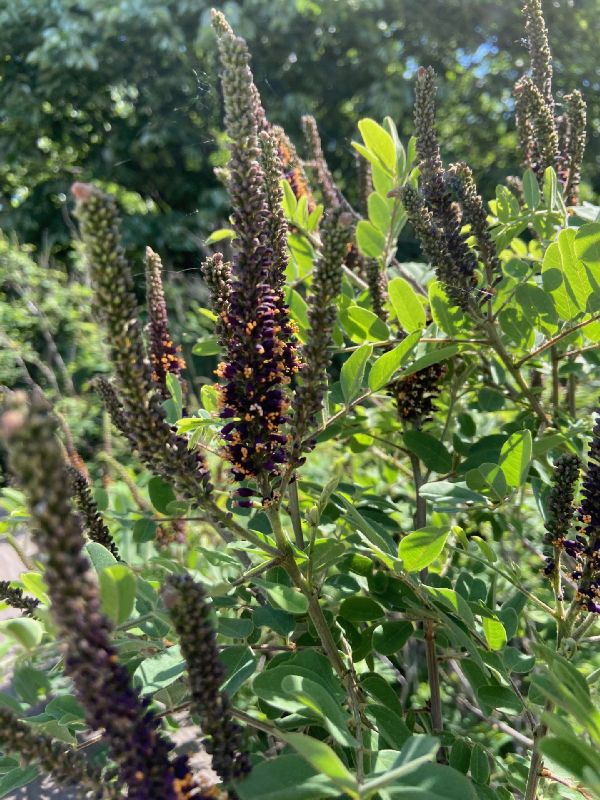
[2,0,600,263]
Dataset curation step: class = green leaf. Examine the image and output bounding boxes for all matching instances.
[428,280,465,333]
[0,766,39,797]
[388,276,426,333]
[192,335,221,356]
[477,685,522,714]
[18,572,48,602]
[368,191,392,233]
[372,621,413,655]
[217,617,254,639]
[280,732,358,797]
[542,229,591,321]
[132,518,157,544]
[523,168,540,210]
[133,646,186,695]
[340,344,373,404]
[356,220,385,258]
[236,754,341,800]
[339,596,385,622]
[399,527,450,572]
[147,476,176,514]
[253,579,309,615]
[99,564,136,625]
[0,618,43,650]
[220,645,257,697]
[281,675,356,747]
[403,430,452,473]
[498,430,532,488]
[201,384,220,413]
[384,762,477,799]
[400,345,459,378]
[205,228,236,245]
[481,616,507,651]
[366,704,411,749]
[358,118,396,171]
[85,541,118,572]
[369,332,420,390]
[165,373,183,420]
[469,744,490,785]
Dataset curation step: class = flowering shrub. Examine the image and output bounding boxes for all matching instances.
[1,2,600,799]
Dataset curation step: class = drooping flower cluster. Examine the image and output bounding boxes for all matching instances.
[542,453,581,576]
[572,411,600,612]
[272,124,315,209]
[0,580,39,617]
[514,0,587,203]
[163,575,251,787]
[290,210,353,463]
[390,362,448,427]
[1,392,198,799]
[72,183,211,499]
[67,465,120,560]
[145,246,186,397]
[212,11,301,484]
[0,707,110,798]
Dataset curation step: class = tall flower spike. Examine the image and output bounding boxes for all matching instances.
[0,707,111,798]
[0,580,39,617]
[163,575,251,787]
[1,392,197,799]
[543,453,581,576]
[66,465,120,559]
[523,0,554,112]
[212,11,300,484]
[574,410,600,612]
[563,91,587,206]
[290,210,353,463]
[411,68,478,308]
[72,183,211,498]
[145,247,186,398]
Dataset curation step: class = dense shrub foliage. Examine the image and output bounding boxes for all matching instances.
[1,2,600,799]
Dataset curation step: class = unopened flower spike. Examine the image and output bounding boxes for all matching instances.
[523,0,554,112]
[272,124,315,209]
[201,252,232,342]
[290,209,353,463]
[163,575,251,789]
[302,114,352,212]
[399,184,474,310]
[563,90,587,206]
[0,707,113,798]
[448,162,500,290]
[66,465,120,560]
[72,183,211,499]
[145,246,186,398]
[514,78,559,177]
[212,11,300,485]
[573,409,600,612]
[0,580,40,617]
[409,68,478,309]
[1,391,198,799]
[542,453,581,576]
